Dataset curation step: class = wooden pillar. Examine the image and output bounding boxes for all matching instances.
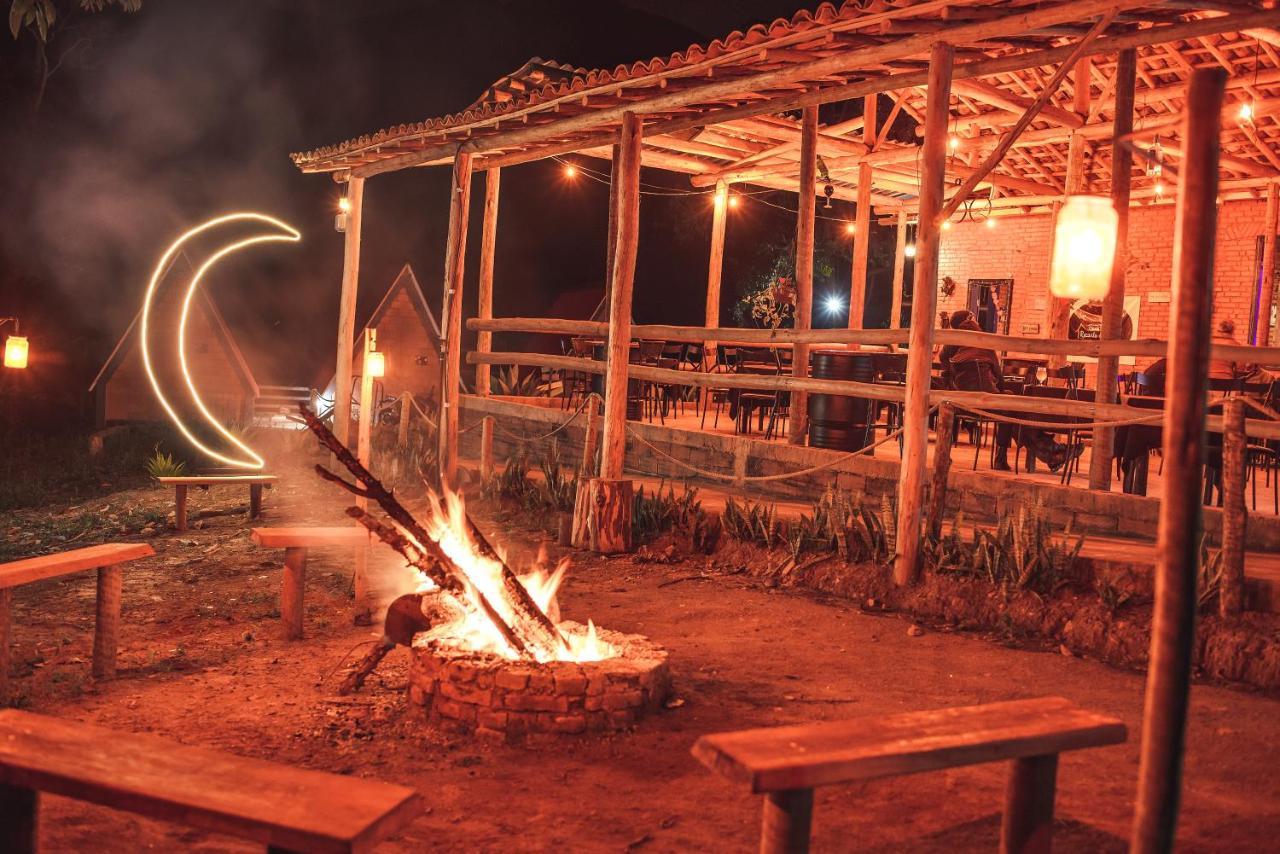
[438,151,474,491]
[849,94,877,331]
[926,402,956,538]
[604,143,622,308]
[1131,66,1226,854]
[1001,753,1059,854]
[788,106,819,445]
[594,112,642,552]
[334,175,365,447]
[761,789,813,854]
[477,168,501,481]
[1256,183,1278,346]
[0,782,37,854]
[1220,397,1247,617]
[1089,48,1137,491]
[281,546,307,641]
[91,565,122,680]
[354,329,376,622]
[890,210,908,330]
[706,179,728,360]
[397,391,412,447]
[0,588,12,706]
[893,43,954,587]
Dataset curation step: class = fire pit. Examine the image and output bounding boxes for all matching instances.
[408,621,671,740]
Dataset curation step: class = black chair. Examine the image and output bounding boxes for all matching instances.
[1054,364,1087,393]
[701,346,738,429]
[1119,396,1165,495]
[737,348,789,439]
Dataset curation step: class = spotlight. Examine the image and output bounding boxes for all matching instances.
[823,293,846,317]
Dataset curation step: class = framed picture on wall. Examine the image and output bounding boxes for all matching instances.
[1067,296,1141,365]
[965,278,1013,334]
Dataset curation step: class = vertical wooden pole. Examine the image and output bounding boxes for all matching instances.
[438,151,474,491]
[397,391,412,447]
[477,168,501,481]
[706,179,729,360]
[354,329,376,623]
[0,588,12,706]
[891,210,907,330]
[281,547,307,641]
[1256,183,1278,346]
[760,789,813,854]
[91,565,122,680]
[849,95,877,331]
[603,144,622,311]
[789,106,819,445]
[0,782,37,854]
[1089,48,1137,491]
[926,402,956,539]
[894,43,954,587]
[1220,397,1247,617]
[334,175,365,447]
[1001,754,1059,854]
[1131,66,1225,854]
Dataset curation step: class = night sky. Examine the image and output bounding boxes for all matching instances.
[0,0,900,427]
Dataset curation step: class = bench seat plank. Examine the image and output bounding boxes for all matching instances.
[252,527,369,548]
[692,697,1126,794]
[0,710,421,854]
[0,544,155,590]
[157,475,277,485]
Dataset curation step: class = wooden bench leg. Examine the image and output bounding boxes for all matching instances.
[175,484,189,532]
[0,782,38,853]
[761,788,813,854]
[0,588,11,706]
[282,548,307,641]
[353,545,372,626]
[92,566,123,680]
[1001,753,1058,854]
[249,483,264,519]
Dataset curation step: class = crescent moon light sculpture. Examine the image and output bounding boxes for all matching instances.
[141,212,301,470]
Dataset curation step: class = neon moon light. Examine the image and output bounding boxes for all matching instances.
[141,212,301,470]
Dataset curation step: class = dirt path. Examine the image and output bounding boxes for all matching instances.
[6,477,1279,853]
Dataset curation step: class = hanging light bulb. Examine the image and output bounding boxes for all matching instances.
[728,194,740,209]
[1239,99,1255,122]
[941,219,953,231]
[845,221,856,235]
[904,244,917,258]
[985,217,997,229]
[948,134,960,153]
[338,197,351,213]
[1154,180,1165,198]
[1049,195,1118,299]
[564,163,577,178]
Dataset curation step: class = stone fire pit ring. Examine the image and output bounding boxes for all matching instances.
[407,622,671,741]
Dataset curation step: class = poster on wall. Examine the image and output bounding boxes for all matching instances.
[1067,296,1142,365]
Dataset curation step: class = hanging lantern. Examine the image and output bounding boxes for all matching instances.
[4,335,29,369]
[366,349,386,378]
[1049,195,1118,299]
[904,244,917,258]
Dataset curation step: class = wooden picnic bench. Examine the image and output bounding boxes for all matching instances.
[692,696,1126,854]
[250,527,369,640]
[0,543,155,704]
[157,474,278,532]
[0,709,422,853]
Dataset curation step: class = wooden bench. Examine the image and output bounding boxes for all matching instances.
[692,696,1126,854]
[0,543,155,704]
[250,527,370,640]
[0,709,422,853]
[157,475,278,532]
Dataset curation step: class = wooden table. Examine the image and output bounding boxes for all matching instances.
[157,475,278,532]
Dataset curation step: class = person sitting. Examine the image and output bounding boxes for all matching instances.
[939,310,1073,472]
[1208,318,1273,383]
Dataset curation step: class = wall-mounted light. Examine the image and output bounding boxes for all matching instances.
[366,349,386,378]
[1049,195,1118,299]
[1,318,26,369]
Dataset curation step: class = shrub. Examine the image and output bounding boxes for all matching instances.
[632,482,702,544]
[144,445,187,478]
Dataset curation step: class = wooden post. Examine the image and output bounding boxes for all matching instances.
[354,329,377,623]
[893,43,954,587]
[926,402,956,538]
[282,546,307,641]
[0,782,37,854]
[1256,183,1278,346]
[849,94,876,331]
[587,479,633,554]
[891,209,907,330]
[789,106,819,445]
[91,565,122,680]
[1001,753,1059,854]
[1220,397,1247,617]
[1089,48,1136,491]
[334,175,365,447]
[604,143,622,307]
[594,112,642,552]
[478,168,501,481]
[706,179,728,359]
[0,588,11,705]
[174,484,188,532]
[397,391,412,448]
[1131,66,1225,854]
[572,404,602,548]
[760,788,813,854]
[438,151,474,490]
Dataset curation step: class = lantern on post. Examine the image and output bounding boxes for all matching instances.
[1049,195,1119,299]
[366,348,386,378]
[2,318,27,369]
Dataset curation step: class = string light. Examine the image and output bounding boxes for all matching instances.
[564,164,578,178]
[942,220,953,231]
[985,217,997,229]
[845,221,856,235]
[949,134,960,153]
[728,194,740,209]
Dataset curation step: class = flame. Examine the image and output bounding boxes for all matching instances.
[408,490,614,663]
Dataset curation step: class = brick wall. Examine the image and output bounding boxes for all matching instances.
[934,199,1268,362]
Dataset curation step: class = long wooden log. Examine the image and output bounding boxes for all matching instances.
[1131,66,1225,854]
[706,179,728,355]
[333,176,365,446]
[790,106,818,445]
[1220,397,1247,618]
[477,168,501,481]
[926,403,956,539]
[1257,182,1279,346]
[439,151,474,490]
[890,210,907,330]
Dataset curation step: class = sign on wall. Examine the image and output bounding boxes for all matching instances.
[1067,296,1142,365]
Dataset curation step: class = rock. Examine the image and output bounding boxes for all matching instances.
[906,625,925,637]
[1059,644,1074,657]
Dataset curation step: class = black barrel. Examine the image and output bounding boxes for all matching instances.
[807,350,875,451]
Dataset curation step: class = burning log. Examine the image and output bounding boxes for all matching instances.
[298,404,569,661]
[339,592,433,695]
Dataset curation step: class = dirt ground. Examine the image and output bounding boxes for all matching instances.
[6,472,1280,853]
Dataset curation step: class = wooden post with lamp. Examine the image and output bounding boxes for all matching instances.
[353,327,384,624]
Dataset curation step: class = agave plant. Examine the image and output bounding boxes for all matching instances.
[144,445,186,478]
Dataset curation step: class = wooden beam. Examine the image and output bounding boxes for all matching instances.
[706,180,728,357]
[1131,66,1226,854]
[951,78,1084,128]
[890,210,908,330]
[438,152,474,490]
[477,168,500,482]
[333,176,364,448]
[894,42,953,588]
[1089,48,1136,492]
[599,112,642,481]
[790,106,819,445]
[1258,183,1279,346]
